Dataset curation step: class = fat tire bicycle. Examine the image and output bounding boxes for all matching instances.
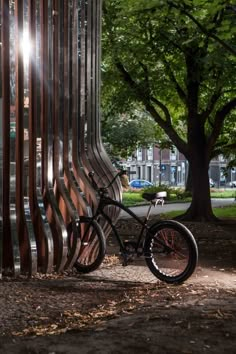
[83,169,198,284]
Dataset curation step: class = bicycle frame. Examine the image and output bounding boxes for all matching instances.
[93,193,153,253]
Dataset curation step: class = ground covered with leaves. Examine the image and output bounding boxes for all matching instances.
[0,220,236,353]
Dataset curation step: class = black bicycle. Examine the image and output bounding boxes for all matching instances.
[69,170,198,284]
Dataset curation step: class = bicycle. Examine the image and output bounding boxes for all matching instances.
[68,169,198,284]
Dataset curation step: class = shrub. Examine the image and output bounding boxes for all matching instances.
[142,185,192,201]
[175,189,192,200]
[142,184,174,200]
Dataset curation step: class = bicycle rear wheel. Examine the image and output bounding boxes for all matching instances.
[144,220,198,284]
[67,216,106,273]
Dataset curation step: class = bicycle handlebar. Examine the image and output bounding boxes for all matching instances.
[88,169,131,191]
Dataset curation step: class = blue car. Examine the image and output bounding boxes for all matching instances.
[129,179,153,189]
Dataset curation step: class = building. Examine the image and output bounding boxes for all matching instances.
[124,145,235,187]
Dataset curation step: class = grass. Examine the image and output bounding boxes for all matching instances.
[211,189,236,198]
[122,191,147,206]
[122,189,236,207]
[122,189,236,219]
[213,205,236,218]
[159,204,236,219]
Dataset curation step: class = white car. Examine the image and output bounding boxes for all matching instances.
[229,181,236,188]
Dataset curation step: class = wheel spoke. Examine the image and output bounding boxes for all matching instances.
[145,221,198,283]
[67,218,106,273]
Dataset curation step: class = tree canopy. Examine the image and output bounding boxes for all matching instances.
[102,111,164,159]
[102,0,236,220]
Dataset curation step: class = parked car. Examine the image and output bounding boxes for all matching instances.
[129,179,154,189]
[209,178,215,188]
[229,181,236,188]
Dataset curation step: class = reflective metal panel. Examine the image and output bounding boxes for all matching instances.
[29,0,54,273]
[84,0,121,232]
[40,0,68,272]
[65,0,93,218]
[22,0,37,275]
[52,0,80,269]
[71,0,98,213]
[9,1,21,275]
[0,0,121,276]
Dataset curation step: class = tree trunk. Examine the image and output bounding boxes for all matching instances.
[185,167,192,193]
[178,155,218,221]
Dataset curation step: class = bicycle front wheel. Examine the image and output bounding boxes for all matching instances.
[67,216,106,273]
[144,220,198,284]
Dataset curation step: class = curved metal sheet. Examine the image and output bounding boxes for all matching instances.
[82,0,111,232]
[9,1,21,275]
[94,0,122,220]
[0,0,117,275]
[71,0,98,212]
[84,0,122,234]
[28,0,54,274]
[64,0,93,218]
[52,0,80,269]
[40,0,68,272]
[88,0,121,192]
[21,0,37,275]
[1,1,15,275]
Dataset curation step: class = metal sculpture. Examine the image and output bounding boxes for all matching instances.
[0,0,121,277]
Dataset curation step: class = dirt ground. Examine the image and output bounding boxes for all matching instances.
[0,219,236,354]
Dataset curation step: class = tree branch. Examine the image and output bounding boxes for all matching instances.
[138,61,150,95]
[115,60,147,101]
[149,96,171,125]
[116,60,172,124]
[200,88,222,125]
[115,60,188,156]
[145,102,188,156]
[211,142,236,159]
[161,55,187,105]
[168,1,236,56]
[208,97,236,151]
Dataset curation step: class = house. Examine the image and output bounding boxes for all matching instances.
[123,145,235,187]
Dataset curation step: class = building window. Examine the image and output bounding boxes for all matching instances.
[147,146,153,161]
[137,148,142,161]
[170,147,177,161]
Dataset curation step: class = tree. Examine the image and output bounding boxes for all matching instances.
[102,0,236,221]
[102,111,163,159]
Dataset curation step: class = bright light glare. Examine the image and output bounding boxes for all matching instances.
[21,30,31,65]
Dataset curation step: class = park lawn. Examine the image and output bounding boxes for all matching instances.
[122,189,236,207]
[122,191,146,206]
[210,189,236,198]
[158,204,236,219]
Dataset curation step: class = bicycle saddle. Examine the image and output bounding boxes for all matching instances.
[142,191,167,202]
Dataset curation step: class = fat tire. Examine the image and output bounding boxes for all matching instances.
[144,220,198,284]
[67,216,106,273]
